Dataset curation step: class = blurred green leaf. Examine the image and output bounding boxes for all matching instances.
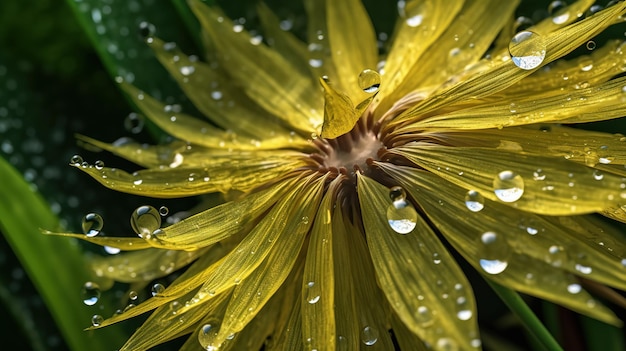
[488,279,564,351]
[0,156,127,351]
[581,315,625,351]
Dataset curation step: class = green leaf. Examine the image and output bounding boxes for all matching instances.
[581,315,626,351]
[487,279,564,351]
[0,156,127,351]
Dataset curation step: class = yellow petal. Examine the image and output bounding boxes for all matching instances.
[531,0,596,34]
[74,153,306,198]
[303,0,339,85]
[407,76,626,130]
[392,143,626,215]
[379,164,622,325]
[189,0,323,132]
[149,177,298,250]
[120,81,307,150]
[176,175,325,315]
[378,0,464,104]
[267,290,303,351]
[301,178,341,351]
[42,230,150,251]
[325,0,378,99]
[357,174,480,350]
[392,3,626,126]
[426,125,626,167]
[319,77,359,138]
[391,313,429,351]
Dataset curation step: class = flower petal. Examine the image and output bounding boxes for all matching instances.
[300,179,341,351]
[42,230,150,251]
[324,0,377,99]
[392,143,626,214]
[267,290,303,350]
[391,313,429,351]
[379,164,622,325]
[150,177,298,250]
[189,0,323,132]
[427,125,626,167]
[392,2,626,126]
[407,76,626,130]
[120,82,308,150]
[73,153,306,198]
[378,0,463,104]
[357,174,480,350]
[176,174,325,315]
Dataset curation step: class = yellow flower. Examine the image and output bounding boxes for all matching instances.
[52,0,626,350]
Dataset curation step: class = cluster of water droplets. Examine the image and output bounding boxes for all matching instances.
[386,186,418,234]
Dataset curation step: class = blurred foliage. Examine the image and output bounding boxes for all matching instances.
[0,0,624,350]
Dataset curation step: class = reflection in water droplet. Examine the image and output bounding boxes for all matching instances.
[152,283,165,296]
[82,213,104,237]
[131,205,161,238]
[478,232,510,274]
[387,200,418,234]
[82,282,101,306]
[94,160,105,170]
[361,326,378,346]
[91,314,103,327]
[509,31,546,70]
[358,69,381,93]
[464,190,485,212]
[198,322,221,350]
[70,154,83,166]
[493,171,524,202]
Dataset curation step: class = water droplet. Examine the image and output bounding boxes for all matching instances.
[509,31,546,70]
[575,263,592,275]
[406,14,423,27]
[478,232,510,274]
[586,41,596,51]
[124,112,144,134]
[94,160,105,170]
[548,0,570,24]
[159,206,169,216]
[130,205,161,238]
[386,191,418,235]
[70,154,83,166]
[493,171,524,202]
[415,305,434,326]
[358,69,381,93]
[567,283,582,294]
[104,246,121,255]
[91,314,103,327]
[464,190,485,212]
[180,65,195,76]
[82,213,103,237]
[436,337,458,351]
[305,281,320,304]
[457,309,473,321]
[533,168,546,181]
[199,322,220,350]
[308,59,323,68]
[129,290,138,300]
[547,245,566,267]
[138,21,156,38]
[593,170,604,180]
[361,326,378,346]
[526,226,538,235]
[151,283,165,296]
[82,282,101,306]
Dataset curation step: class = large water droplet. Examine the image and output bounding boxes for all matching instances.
[82,213,103,237]
[131,205,161,238]
[361,326,378,346]
[198,322,221,350]
[358,69,381,93]
[91,314,104,327]
[152,283,165,296]
[464,190,485,212]
[82,282,101,306]
[478,232,510,274]
[415,306,434,326]
[493,171,524,202]
[386,187,418,234]
[509,31,546,70]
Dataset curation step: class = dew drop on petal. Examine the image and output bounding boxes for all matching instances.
[82,213,103,237]
[436,337,458,351]
[361,326,378,346]
[159,206,169,216]
[151,283,165,296]
[91,314,103,327]
[464,190,485,212]
[416,306,434,326]
[94,160,105,170]
[593,170,604,180]
[386,199,418,234]
[124,112,144,134]
[131,205,161,238]
[180,65,195,76]
[457,309,473,321]
[493,171,524,202]
[509,31,546,70]
[567,283,582,294]
[548,0,570,25]
[358,69,381,93]
[478,232,510,274]
[82,282,101,306]
[406,14,423,27]
[70,154,83,166]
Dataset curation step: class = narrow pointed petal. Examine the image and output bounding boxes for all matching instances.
[325,0,378,99]
[73,153,306,198]
[267,294,303,351]
[300,179,341,351]
[151,177,298,250]
[393,3,626,125]
[392,143,626,215]
[42,230,150,251]
[176,175,325,314]
[379,0,464,103]
[391,313,430,351]
[189,0,323,132]
[426,125,626,167]
[357,175,480,350]
[319,77,359,138]
[303,0,339,82]
[379,164,622,326]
